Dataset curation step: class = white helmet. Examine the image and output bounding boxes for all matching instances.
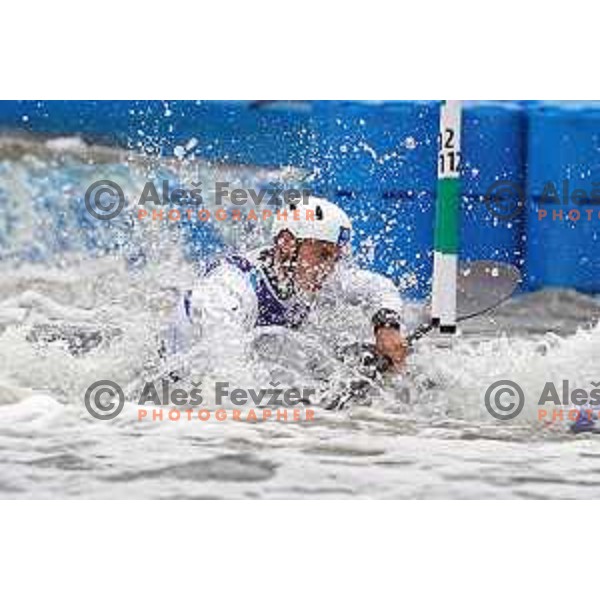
[272,196,352,250]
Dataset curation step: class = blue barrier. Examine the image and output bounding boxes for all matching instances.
[0,100,598,296]
[326,189,434,300]
[461,102,525,196]
[304,101,439,298]
[310,101,439,196]
[460,102,526,270]
[320,102,526,297]
[526,102,600,292]
[138,101,311,165]
[0,100,132,147]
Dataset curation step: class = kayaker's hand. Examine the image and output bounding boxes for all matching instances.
[374,326,408,372]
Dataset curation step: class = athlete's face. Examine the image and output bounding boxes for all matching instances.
[274,232,341,293]
[294,239,341,293]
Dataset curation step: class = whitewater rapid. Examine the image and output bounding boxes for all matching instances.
[1,136,600,498]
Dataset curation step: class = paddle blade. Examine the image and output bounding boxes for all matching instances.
[456,260,521,321]
[406,260,521,344]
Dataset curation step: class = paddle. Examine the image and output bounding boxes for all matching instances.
[407,260,522,344]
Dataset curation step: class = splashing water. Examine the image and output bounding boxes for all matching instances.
[1,136,600,499]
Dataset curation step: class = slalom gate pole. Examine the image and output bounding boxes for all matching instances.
[431,100,462,334]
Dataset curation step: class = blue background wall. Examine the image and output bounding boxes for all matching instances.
[0,100,598,297]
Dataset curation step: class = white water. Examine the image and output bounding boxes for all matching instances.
[1,136,600,498]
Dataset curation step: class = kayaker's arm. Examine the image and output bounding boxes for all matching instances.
[327,266,407,371]
[160,262,258,372]
[372,308,408,372]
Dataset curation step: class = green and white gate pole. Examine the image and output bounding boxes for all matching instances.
[431,100,462,334]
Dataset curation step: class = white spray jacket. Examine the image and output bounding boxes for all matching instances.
[163,248,405,364]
